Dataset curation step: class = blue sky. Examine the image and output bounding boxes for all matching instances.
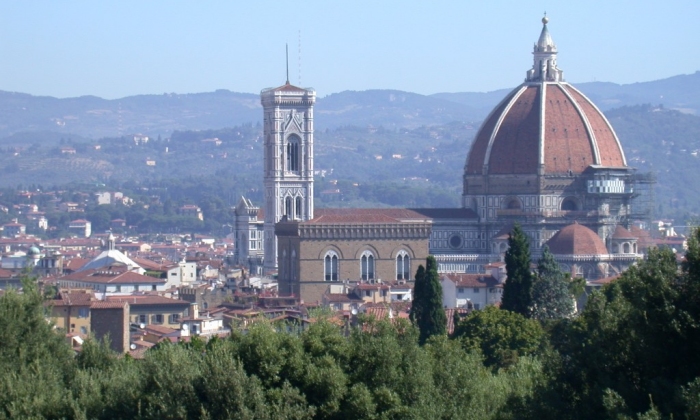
[0,1,698,99]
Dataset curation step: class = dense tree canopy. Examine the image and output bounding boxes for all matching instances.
[4,230,700,418]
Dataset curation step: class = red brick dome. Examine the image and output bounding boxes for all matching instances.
[465,18,627,176]
[546,223,608,255]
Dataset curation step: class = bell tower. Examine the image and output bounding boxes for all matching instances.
[260,81,315,273]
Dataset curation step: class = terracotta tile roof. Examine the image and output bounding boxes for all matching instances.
[445,308,471,335]
[466,83,626,176]
[612,225,637,240]
[131,257,169,271]
[324,293,363,303]
[64,258,90,271]
[565,86,625,168]
[308,208,431,224]
[466,87,521,175]
[441,273,500,288]
[60,267,166,285]
[487,86,541,174]
[363,306,409,320]
[0,268,15,278]
[106,295,189,307]
[546,223,608,255]
[269,82,308,93]
[90,301,128,309]
[543,85,596,173]
[144,325,179,336]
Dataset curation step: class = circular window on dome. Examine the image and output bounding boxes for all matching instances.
[449,234,463,249]
[561,197,579,211]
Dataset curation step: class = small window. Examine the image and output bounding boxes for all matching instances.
[152,285,157,291]
[80,326,88,335]
[324,252,338,281]
[396,252,410,280]
[138,314,147,324]
[153,314,164,324]
[361,251,375,281]
[473,288,480,293]
[295,197,302,219]
[458,287,464,293]
[286,135,300,173]
[474,304,481,310]
[169,314,180,324]
[170,272,177,276]
[78,308,89,318]
[115,285,121,292]
[365,290,371,297]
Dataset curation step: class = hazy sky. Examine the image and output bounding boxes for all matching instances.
[0,1,698,99]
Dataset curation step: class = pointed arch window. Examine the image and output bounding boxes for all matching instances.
[361,251,375,281]
[286,135,300,173]
[324,251,338,281]
[284,197,292,219]
[396,251,410,280]
[295,197,302,220]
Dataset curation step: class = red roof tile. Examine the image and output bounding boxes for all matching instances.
[307,208,431,224]
[441,273,500,288]
[465,82,626,176]
[546,223,608,255]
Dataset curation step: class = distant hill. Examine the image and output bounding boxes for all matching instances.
[0,71,697,140]
[433,71,700,116]
[0,72,699,221]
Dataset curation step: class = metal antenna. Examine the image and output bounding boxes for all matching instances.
[285,43,289,84]
[298,30,302,86]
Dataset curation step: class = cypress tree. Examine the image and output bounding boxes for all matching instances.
[410,256,447,344]
[501,223,534,317]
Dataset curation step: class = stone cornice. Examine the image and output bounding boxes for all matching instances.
[295,222,432,240]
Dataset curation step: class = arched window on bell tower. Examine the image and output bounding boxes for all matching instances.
[295,196,302,220]
[284,197,292,219]
[286,135,300,173]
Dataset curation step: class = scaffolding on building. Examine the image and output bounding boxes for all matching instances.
[630,171,656,228]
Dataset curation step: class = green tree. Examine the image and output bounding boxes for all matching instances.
[539,246,700,418]
[452,305,544,369]
[530,245,574,320]
[410,256,447,344]
[501,223,534,317]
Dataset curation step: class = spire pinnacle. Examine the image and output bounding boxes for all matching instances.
[285,43,290,85]
[525,15,564,83]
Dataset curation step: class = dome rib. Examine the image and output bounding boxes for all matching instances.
[558,84,602,165]
[487,86,541,174]
[565,85,627,167]
[464,86,522,175]
[483,85,529,172]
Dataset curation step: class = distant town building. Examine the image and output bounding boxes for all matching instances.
[68,219,92,238]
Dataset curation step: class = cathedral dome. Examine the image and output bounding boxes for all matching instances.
[465,17,627,177]
[546,223,608,255]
